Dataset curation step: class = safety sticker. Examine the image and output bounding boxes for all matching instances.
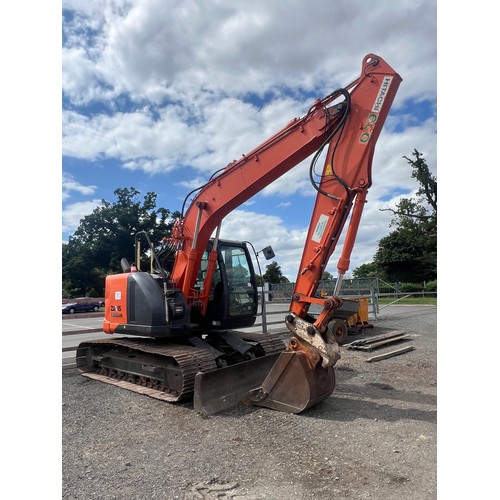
[312,214,329,243]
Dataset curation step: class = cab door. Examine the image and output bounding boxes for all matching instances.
[200,240,258,329]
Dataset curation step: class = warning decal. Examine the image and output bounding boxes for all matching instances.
[312,214,329,243]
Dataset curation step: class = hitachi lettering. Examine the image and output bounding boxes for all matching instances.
[372,76,393,113]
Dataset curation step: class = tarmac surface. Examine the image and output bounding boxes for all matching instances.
[62,304,438,499]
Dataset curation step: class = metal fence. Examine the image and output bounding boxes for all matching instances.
[267,278,436,302]
[267,278,381,302]
[263,278,436,321]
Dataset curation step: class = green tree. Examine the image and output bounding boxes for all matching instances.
[321,270,334,280]
[263,261,289,284]
[352,262,378,278]
[374,149,437,282]
[62,187,180,297]
[381,149,437,225]
[373,225,436,282]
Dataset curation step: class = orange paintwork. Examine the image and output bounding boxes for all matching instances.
[103,273,129,334]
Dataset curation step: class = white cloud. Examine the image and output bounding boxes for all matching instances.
[63,106,206,171]
[218,209,307,280]
[277,201,291,209]
[62,173,98,201]
[62,199,103,234]
[62,0,436,106]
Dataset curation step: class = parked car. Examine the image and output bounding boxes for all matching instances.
[62,298,102,314]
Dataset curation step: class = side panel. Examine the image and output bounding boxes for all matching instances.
[103,272,190,337]
[103,274,129,334]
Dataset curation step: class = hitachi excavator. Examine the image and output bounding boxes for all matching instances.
[76,54,402,415]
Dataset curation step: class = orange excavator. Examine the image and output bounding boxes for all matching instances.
[77,54,402,414]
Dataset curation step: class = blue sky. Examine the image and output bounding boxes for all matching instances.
[61,0,438,280]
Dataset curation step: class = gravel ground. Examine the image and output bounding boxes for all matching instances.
[62,305,437,499]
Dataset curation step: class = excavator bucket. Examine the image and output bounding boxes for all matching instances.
[193,353,281,415]
[193,350,335,415]
[244,351,335,413]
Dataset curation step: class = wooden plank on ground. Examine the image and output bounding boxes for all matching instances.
[344,330,407,347]
[349,334,412,351]
[365,346,415,362]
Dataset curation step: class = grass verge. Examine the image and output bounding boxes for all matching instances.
[377,296,437,306]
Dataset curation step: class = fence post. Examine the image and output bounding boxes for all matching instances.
[260,287,268,334]
[371,288,378,319]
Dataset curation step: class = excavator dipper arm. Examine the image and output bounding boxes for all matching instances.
[284,56,402,369]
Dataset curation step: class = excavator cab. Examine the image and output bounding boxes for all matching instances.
[102,235,260,336]
[193,239,259,330]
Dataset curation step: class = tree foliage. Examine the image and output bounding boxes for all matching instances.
[352,262,378,278]
[321,271,334,280]
[354,149,437,283]
[62,187,180,298]
[381,150,437,228]
[373,223,436,282]
[263,261,289,284]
